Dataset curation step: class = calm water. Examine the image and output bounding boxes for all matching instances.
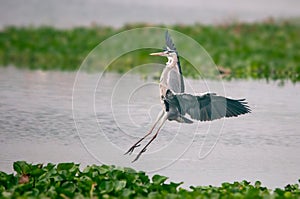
[1,66,300,188]
[1,0,300,28]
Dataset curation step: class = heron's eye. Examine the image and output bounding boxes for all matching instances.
[167,50,175,55]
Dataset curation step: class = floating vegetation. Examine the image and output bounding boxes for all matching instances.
[0,161,299,198]
[0,21,300,82]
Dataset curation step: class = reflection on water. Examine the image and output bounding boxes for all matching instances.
[1,66,300,188]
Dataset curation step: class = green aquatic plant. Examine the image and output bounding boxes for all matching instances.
[0,161,299,198]
[0,21,300,82]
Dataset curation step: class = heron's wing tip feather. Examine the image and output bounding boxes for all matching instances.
[168,93,251,122]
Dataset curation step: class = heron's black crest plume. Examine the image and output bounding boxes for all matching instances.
[164,30,183,76]
[165,30,177,52]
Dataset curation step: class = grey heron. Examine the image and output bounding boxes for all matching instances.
[125,31,250,162]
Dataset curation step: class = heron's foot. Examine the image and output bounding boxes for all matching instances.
[132,147,147,162]
[124,143,141,155]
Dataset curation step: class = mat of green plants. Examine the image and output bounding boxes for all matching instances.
[1,161,299,198]
[0,21,299,82]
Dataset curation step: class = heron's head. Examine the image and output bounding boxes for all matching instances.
[150,49,177,58]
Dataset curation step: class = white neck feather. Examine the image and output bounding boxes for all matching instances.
[166,56,178,67]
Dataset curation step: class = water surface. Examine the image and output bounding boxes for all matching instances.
[1,66,300,188]
[1,0,300,28]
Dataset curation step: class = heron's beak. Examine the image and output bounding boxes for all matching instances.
[150,52,166,56]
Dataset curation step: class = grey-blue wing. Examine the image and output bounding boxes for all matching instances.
[168,69,184,93]
[168,92,251,121]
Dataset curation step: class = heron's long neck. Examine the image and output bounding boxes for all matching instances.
[166,56,178,68]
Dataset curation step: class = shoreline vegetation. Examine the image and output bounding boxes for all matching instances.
[0,21,299,83]
[0,161,299,198]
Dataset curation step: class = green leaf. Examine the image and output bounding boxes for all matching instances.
[124,167,136,174]
[98,165,111,175]
[13,161,31,174]
[57,163,75,171]
[82,165,92,174]
[45,163,56,171]
[148,191,160,198]
[2,161,300,197]
[0,171,17,189]
[152,174,168,185]
[138,171,150,184]
[13,162,22,174]
[114,180,126,192]
[121,188,134,197]
[255,181,261,188]
[30,165,45,177]
[99,181,114,194]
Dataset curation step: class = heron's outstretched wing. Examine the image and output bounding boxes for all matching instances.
[166,91,251,121]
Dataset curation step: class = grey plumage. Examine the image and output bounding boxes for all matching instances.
[166,69,184,93]
[165,90,251,122]
[165,31,184,82]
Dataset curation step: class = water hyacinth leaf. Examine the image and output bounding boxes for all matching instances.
[1,162,300,197]
[51,174,64,182]
[99,181,114,194]
[255,181,262,188]
[61,181,76,192]
[152,174,168,185]
[114,180,127,192]
[124,167,136,174]
[82,165,92,174]
[98,165,111,174]
[121,188,134,197]
[163,182,184,193]
[170,182,183,189]
[245,187,260,198]
[2,191,12,198]
[56,163,75,171]
[30,166,45,177]
[138,171,150,184]
[13,163,22,175]
[148,191,160,198]
[0,172,7,185]
[78,175,93,186]
[44,163,56,171]
[0,172,17,189]
[13,161,31,175]
[1,23,300,81]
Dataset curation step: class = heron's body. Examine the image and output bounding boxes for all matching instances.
[125,31,251,162]
[157,35,192,124]
[159,56,183,100]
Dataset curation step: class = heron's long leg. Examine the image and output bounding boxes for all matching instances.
[124,110,165,155]
[132,114,167,162]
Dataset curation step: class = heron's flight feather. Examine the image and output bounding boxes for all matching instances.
[166,91,251,122]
